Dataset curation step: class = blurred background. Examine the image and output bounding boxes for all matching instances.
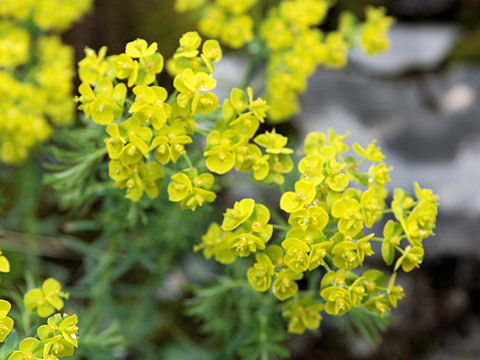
[5,0,480,359]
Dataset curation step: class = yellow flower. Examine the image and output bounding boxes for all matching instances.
[220,15,254,49]
[272,270,302,301]
[282,238,310,273]
[321,286,352,316]
[247,253,274,292]
[361,7,394,55]
[0,250,10,273]
[198,222,236,264]
[280,179,316,213]
[24,278,69,317]
[394,245,424,272]
[8,337,44,360]
[288,206,329,233]
[125,39,158,58]
[228,232,265,257]
[282,298,323,334]
[0,300,14,342]
[222,198,255,231]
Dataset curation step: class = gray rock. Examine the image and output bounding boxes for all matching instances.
[304,69,422,125]
[303,103,480,218]
[211,55,250,101]
[301,62,480,257]
[350,23,461,76]
[423,63,480,112]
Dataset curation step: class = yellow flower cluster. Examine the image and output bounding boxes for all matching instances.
[77,32,296,207]
[175,1,394,122]
[10,279,79,360]
[361,6,394,55]
[8,313,79,360]
[0,0,92,31]
[175,0,256,49]
[261,0,339,121]
[0,251,13,343]
[0,72,52,163]
[203,90,293,185]
[77,33,223,205]
[0,0,91,164]
[0,250,79,359]
[198,129,438,334]
[75,27,433,336]
[24,279,70,318]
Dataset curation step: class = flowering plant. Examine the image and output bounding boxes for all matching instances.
[0,1,439,358]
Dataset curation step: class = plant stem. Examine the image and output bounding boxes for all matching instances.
[194,128,209,136]
[183,153,194,169]
[272,224,290,231]
[322,262,332,272]
[268,206,288,227]
[167,90,178,105]
[20,160,41,277]
[395,246,405,254]
[240,34,267,90]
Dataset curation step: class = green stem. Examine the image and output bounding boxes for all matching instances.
[182,153,194,169]
[268,206,288,227]
[308,269,322,294]
[272,224,290,232]
[20,160,41,276]
[194,128,209,136]
[325,254,334,269]
[167,90,178,105]
[324,227,337,235]
[240,44,266,89]
[22,310,32,336]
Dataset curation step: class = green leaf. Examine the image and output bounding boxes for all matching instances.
[381,240,395,266]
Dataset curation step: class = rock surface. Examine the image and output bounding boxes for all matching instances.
[350,24,460,76]
[302,62,480,257]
